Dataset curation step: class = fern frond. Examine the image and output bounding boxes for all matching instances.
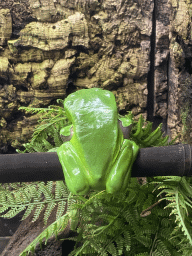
[0,181,69,225]
[41,138,54,151]
[56,200,66,220]
[153,176,192,249]
[1,206,26,218]
[173,191,192,245]
[44,202,57,225]
[156,239,172,255]
[19,106,51,114]
[30,116,66,145]
[32,204,45,222]
[22,204,36,220]
[51,125,63,147]
[55,181,69,199]
[38,182,54,201]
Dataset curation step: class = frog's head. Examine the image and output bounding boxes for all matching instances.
[63,88,118,129]
[62,88,132,141]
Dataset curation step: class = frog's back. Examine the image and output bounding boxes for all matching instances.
[64,88,122,189]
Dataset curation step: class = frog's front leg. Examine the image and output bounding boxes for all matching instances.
[57,142,90,195]
[106,140,139,194]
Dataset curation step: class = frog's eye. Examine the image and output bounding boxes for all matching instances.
[118,120,133,139]
[60,125,73,142]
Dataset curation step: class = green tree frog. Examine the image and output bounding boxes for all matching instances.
[57,88,139,195]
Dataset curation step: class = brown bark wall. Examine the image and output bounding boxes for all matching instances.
[0,0,191,149]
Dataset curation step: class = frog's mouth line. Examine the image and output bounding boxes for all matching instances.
[60,122,132,142]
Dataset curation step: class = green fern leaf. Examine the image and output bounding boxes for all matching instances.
[156,239,171,256]
[6,192,16,204]
[32,204,44,222]
[152,250,164,256]
[44,202,56,225]
[0,206,9,214]
[22,204,36,220]
[42,138,54,151]
[1,206,26,218]
[46,181,53,193]
[38,182,53,201]
[29,184,42,202]
[55,181,68,199]
[174,191,192,245]
[106,242,118,256]
[56,200,66,220]
[123,230,131,251]
[31,143,45,152]
[51,125,63,147]
[135,235,152,248]
[115,235,124,255]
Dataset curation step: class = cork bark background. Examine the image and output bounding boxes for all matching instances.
[0,0,191,154]
[1,0,192,255]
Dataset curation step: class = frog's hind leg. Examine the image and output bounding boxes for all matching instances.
[106,140,139,194]
[121,140,139,191]
[57,142,90,195]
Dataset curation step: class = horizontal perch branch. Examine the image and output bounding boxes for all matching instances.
[0,144,191,183]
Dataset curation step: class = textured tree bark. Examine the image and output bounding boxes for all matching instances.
[1,206,70,256]
[0,0,152,152]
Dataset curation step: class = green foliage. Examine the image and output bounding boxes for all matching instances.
[62,180,182,255]
[152,176,192,255]
[17,99,70,153]
[0,98,191,255]
[128,113,169,148]
[0,181,69,225]
[64,176,192,255]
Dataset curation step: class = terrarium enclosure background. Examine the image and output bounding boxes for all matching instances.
[0,0,192,152]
